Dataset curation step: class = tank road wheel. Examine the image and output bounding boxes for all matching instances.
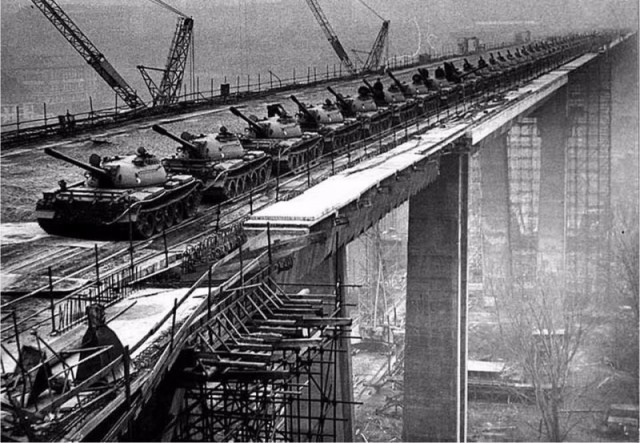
[154,209,166,233]
[136,212,156,239]
[259,168,268,185]
[289,154,299,171]
[164,206,176,229]
[225,180,237,199]
[185,192,200,218]
[249,172,258,189]
[170,202,184,226]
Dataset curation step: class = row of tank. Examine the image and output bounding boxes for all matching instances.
[35,33,603,239]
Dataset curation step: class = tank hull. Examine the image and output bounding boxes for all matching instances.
[162,151,272,201]
[35,175,203,239]
[239,134,324,174]
[358,108,393,138]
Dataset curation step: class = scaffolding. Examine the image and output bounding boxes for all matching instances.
[167,274,354,441]
[507,116,541,283]
[565,56,612,300]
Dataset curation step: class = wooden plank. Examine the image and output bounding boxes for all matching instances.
[250,318,297,327]
[271,338,323,350]
[199,359,268,369]
[196,351,272,362]
[297,317,352,327]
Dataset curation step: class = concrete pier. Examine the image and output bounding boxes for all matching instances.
[479,133,513,290]
[403,152,469,442]
[536,90,568,276]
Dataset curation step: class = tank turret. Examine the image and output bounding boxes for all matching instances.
[290,95,344,127]
[290,94,362,154]
[230,106,269,138]
[417,68,441,91]
[327,86,377,117]
[230,106,303,139]
[326,85,391,137]
[326,86,351,112]
[386,69,424,97]
[44,147,167,189]
[362,78,405,105]
[153,124,245,161]
[362,78,420,126]
[443,62,465,83]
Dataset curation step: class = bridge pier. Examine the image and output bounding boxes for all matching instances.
[479,132,513,292]
[536,89,568,278]
[403,151,468,442]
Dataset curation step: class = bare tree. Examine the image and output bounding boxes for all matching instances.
[607,203,639,387]
[490,276,596,442]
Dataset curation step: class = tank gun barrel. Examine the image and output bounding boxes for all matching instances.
[326,86,350,108]
[152,124,198,154]
[229,106,268,138]
[459,64,484,79]
[386,69,407,94]
[362,79,375,93]
[44,148,110,180]
[289,95,314,120]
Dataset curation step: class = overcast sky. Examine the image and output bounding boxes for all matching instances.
[4,0,638,31]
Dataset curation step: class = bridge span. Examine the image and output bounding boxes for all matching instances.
[0,31,633,442]
[243,36,628,442]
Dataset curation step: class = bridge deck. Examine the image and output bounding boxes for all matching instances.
[245,50,607,233]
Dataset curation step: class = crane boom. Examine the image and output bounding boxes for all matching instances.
[363,20,389,72]
[137,6,193,106]
[30,0,145,109]
[303,0,357,75]
[157,17,193,105]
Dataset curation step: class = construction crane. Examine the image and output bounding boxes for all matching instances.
[303,0,357,75]
[137,0,193,106]
[362,19,389,72]
[30,0,146,109]
[303,0,389,74]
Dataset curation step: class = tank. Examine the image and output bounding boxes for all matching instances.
[362,78,420,126]
[443,61,478,97]
[35,147,203,239]
[327,85,393,138]
[386,69,441,116]
[229,106,323,174]
[289,95,362,154]
[153,124,271,201]
[386,69,430,97]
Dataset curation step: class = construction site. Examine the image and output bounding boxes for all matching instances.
[1,0,638,442]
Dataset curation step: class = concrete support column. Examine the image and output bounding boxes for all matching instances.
[479,133,513,290]
[403,151,468,442]
[537,91,568,276]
